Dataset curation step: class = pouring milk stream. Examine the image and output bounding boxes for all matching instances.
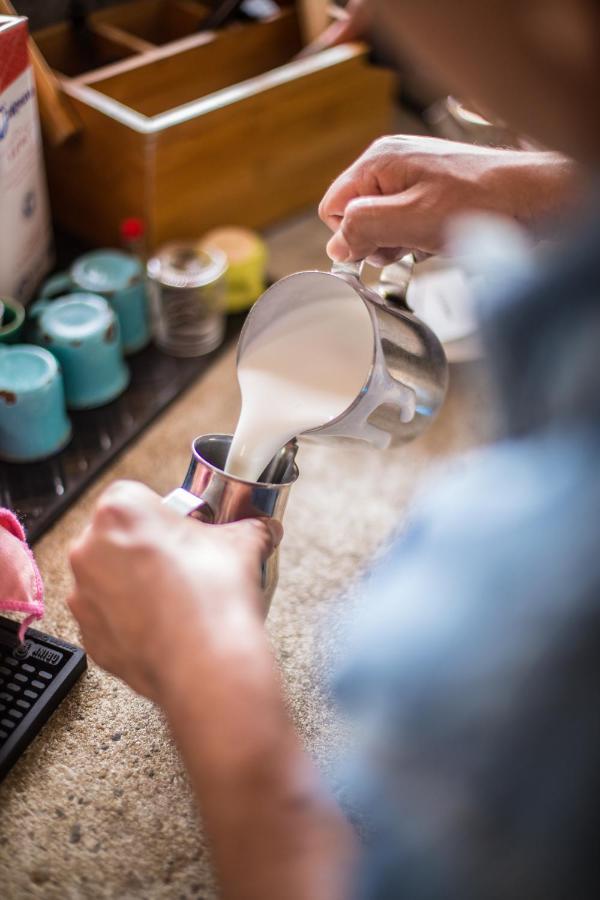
[162,220,532,603]
[162,258,448,603]
[225,293,373,481]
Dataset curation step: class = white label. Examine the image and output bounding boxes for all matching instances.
[0,64,54,303]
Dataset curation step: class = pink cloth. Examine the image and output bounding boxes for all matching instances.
[0,508,44,642]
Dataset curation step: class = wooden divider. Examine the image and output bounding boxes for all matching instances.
[91,0,209,47]
[33,20,139,78]
[88,11,302,116]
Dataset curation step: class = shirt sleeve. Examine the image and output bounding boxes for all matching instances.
[334,431,600,900]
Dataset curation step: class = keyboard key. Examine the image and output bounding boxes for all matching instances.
[7,683,20,693]
[23,690,38,700]
[9,710,22,720]
[5,658,17,667]
[22,664,35,674]
[16,700,30,710]
[0,666,10,677]
[39,671,52,681]
[31,680,45,691]
[1,718,14,730]
[14,673,27,684]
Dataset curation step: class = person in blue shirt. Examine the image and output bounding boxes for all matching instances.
[67,1,600,897]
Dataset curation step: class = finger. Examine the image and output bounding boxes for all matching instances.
[99,479,161,513]
[328,234,409,268]
[94,479,162,530]
[323,12,364,46]
[326,228,352,262]
[222,517,283,563]
[297,14,355,57]
[327,188,430,262]
[319,151,386,232]
[319,172,361,231]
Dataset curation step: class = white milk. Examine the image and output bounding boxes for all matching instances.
[226,294,373,481]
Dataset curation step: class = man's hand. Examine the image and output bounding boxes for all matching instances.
[319,136,576,265]
[68,481,354,900]
[300,0,371,56]
[68,480,280,701]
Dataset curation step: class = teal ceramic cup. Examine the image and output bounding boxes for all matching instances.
[40,250,150,355]
[0,344,72,462]
[32,293,130,410]
[0,297,26,345]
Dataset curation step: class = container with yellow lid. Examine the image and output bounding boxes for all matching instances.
[199,227,267,313]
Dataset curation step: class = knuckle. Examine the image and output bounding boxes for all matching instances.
[242,519,273,557]
[343,200,371,242]
[370,135,389,152]
[94,482,133,527]
[241,518,270,547]
[342,204,361,237]
[370,135,397,157]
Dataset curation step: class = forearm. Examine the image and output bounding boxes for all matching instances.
[488,150,581,239]
[157,613,356,900]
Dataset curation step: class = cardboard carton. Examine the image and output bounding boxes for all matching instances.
[0,15,53,304]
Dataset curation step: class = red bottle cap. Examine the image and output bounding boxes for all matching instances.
[120,217,145,240]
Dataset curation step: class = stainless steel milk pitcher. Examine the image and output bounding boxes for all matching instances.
[163,434,298,611]
[236,260,448,449]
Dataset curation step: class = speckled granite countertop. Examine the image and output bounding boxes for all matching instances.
[0,214,495,899]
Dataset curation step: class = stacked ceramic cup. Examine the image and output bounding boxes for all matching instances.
[0,250,150,463]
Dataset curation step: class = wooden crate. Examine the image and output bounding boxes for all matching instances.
[34,0,394,250]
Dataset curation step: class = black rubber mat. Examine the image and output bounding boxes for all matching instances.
[0,616,86,781]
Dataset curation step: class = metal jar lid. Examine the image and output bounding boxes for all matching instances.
[147,243,227,288]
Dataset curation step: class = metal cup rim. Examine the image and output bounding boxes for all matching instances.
[190,433,299,488]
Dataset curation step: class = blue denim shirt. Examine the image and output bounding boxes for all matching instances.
[336,214,600,900]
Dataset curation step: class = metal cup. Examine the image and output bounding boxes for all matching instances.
[163,434,298,611]
[237,260,448,450]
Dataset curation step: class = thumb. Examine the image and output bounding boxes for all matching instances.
[326,188,426,262]
[222,517,283,563]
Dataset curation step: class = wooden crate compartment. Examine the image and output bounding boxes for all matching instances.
[33,21,139,78]
[87,12,302,116]
[91,0,209,48]
[37,3,394,250]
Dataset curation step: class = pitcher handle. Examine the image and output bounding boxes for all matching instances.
[332,254,420,296]
[162,488,214,522]
[331,259,365,280]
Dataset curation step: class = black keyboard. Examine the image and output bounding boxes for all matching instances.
[0,616,86,780]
